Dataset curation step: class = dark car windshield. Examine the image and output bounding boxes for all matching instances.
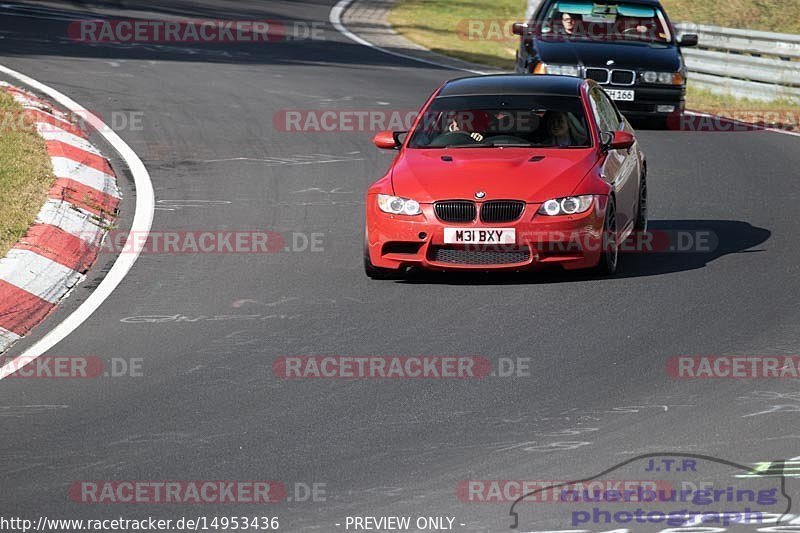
[407,94,591,149]
[538,0,672,43]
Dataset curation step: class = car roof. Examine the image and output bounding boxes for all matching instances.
[438,75,585,98]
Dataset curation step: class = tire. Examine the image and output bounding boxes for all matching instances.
[364,239,402,280]
[594,198,619,276]
[634,168,647,232]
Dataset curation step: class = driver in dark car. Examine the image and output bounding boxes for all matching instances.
[558,12,583,35]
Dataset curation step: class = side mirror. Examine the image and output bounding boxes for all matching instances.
[372,130,404,150]
[679,34,698,47]
[512,22,527,36]
[602,131,635,151]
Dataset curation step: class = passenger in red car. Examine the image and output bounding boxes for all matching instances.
[547,112,573,147]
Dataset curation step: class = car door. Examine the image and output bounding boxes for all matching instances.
[589,87,639,234]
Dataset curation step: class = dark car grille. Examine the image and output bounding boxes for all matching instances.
[430,246,531,265]
[584,68,636,86]
[611,70,635,85]
[434,201,476,223]
[480,201,525,223]
[585,68,610,84]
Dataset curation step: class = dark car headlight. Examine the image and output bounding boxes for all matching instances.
[641,71,684,85]
[534,63,581,77]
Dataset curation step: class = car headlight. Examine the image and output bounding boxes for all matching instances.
[377,194,422,216]
[538,195,594,216]
[535,63,581,77]
[641,71,684,85]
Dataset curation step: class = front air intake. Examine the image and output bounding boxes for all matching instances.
[434,201,477,223]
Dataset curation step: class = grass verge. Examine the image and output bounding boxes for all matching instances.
[389,0,524,70]
[0,90,55,257]
[686,85,799,131]
[661,0,800,34]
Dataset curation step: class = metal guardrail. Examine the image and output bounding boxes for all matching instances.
[524,0,800,103]
[676,23,800,103]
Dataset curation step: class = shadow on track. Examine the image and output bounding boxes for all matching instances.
[395,219,771,286]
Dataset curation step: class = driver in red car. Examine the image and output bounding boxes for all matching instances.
[447,116,484,142]
[445,110,493,142]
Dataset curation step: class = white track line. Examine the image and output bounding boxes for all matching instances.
[0,64,154,380]
[329,0,485,75]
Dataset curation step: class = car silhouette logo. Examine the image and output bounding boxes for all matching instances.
[475,191,486,199]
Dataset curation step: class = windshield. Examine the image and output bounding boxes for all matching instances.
[538,0,672,43]
[407,95,591,149]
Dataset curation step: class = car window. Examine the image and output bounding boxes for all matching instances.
[589,88,620,132]
[538,0,672,43]
[407,94,591,149]
[598,91,622,130]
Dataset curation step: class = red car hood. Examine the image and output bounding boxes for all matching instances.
[391,148,598,203]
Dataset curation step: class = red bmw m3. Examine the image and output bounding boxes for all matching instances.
[364,74,647,279]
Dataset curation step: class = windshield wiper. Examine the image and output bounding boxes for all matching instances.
[492,143,538,147]
[444,142,537,149]
[443,143,497,148]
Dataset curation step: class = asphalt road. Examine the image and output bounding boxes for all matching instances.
[1,1,799,531]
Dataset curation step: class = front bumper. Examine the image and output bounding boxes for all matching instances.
[614,85,686,118]
[365,197,609,272]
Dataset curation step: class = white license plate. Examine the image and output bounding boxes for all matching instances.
[607,89,635,102]
[444,228,516,244]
